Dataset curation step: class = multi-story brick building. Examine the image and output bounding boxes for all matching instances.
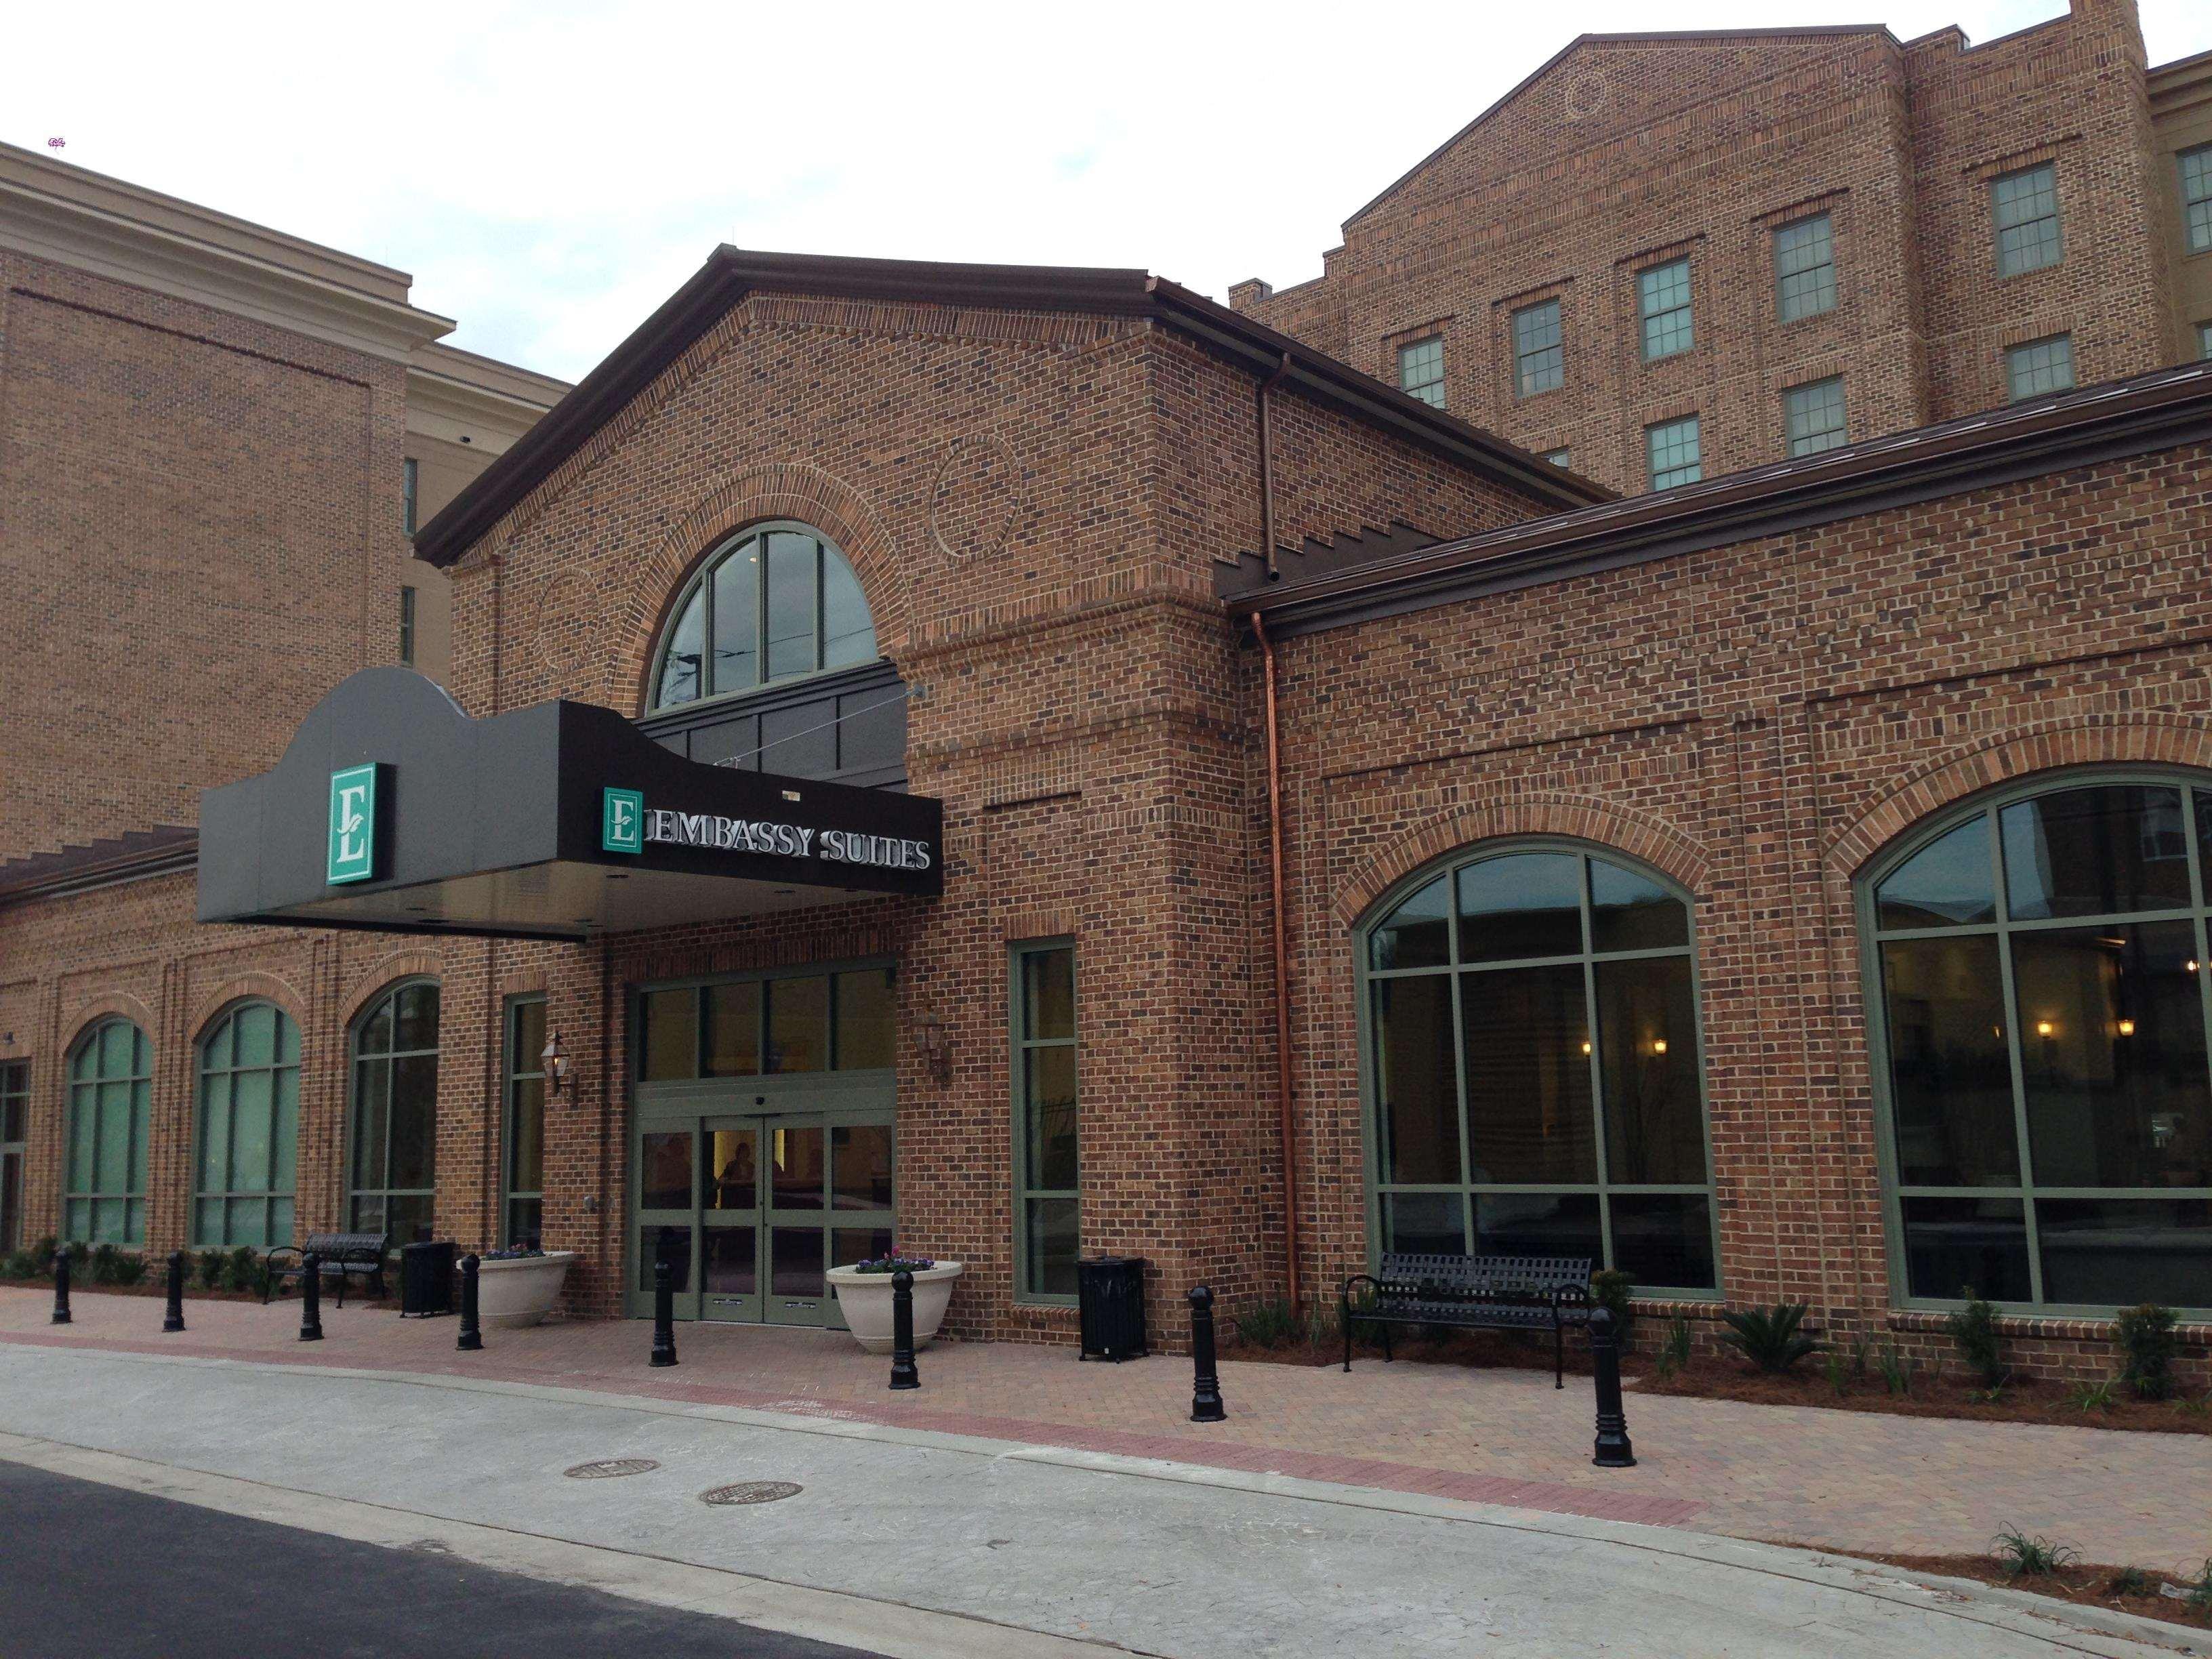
[1231,0,2212,495]
[2,3,2209,1385]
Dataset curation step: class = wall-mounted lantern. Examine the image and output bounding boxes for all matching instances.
[541,1029,570,1097]
[914,1013,951,1087]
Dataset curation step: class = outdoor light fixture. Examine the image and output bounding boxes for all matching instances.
[1650,1038,1668,1056]
[541,1029,569,1097]
[1581,1040,1593,1055]
[914,1012,951,1087]
[2117,1018,2137,1038]
[2035,1019,2055,1038]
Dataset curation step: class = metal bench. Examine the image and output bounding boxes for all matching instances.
[264,1231,391,1308]
[1341,1253,1593,1388]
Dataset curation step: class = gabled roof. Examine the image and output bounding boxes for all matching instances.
[411,247,1610,568]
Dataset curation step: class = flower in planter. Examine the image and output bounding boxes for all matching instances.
[849,1254,936,1274]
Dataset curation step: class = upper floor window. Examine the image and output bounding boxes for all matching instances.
[1397,336,1446,408]
[402,457,419,536]
[1774,213,1837,322]
[398,586,417,667]
[1638,259,1694,361]
[1645,415,1702,491]
[1866,775,2212,1313]
[195,1001,300,1248]
[2007,334,2075,402]
[651,525,878,712]
[2179,144,2212,255]
[1542,447,1572,469]
[1992,163,2062,278]
[66,1018,150,1244]
[1512,300,1563,396]
[1784,377,1847,457]
[638,966,893,1082]
[2199,321,2212,363]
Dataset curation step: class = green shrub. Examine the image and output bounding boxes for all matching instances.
[1234,1298,1302,1349]
[1945,1288,2007,1389]
[195,1249,227,1290]
[1588,1269,1633,1338]
[1,1250,37,1280]
[1717,1303,1817,1374]
[2185,1559,2212,1614]
[2106,1565,2153,1597]
[1822,1347,1849,1397]
[2066,1376,2118,1413]
[1875,1344,1911,1397]
[110,1252,146,1288]
[225,1246,264,1296]
[1651,1316,1692,1380]
[87,1244,123,1285]
[1992,1526,2077,1579]
[33,1236,58,1271]
[2114,1303,2179,1402]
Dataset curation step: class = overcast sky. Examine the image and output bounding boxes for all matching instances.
[7,1,2207,383]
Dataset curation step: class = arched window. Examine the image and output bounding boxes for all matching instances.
[194,1002,300,1248]
[1359,843,1716,1290]
[65,1017,151,1244]
[650,523,877,710]
[348,981,440,1243]
[1866,773,2212,1313]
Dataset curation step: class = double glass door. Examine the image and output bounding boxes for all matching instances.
[632,1099,895,1325]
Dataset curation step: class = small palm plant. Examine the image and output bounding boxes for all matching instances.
[1717,1302,1818,1374]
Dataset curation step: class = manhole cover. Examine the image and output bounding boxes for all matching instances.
[564,1459,660,1479]
[699,1480,802,1507]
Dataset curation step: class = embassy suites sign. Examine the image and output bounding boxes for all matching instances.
[602,789,934,874]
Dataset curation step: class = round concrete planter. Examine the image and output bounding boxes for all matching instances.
[825,1261,964,1353]
[474,1250,576,1328]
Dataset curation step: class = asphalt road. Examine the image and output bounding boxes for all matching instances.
[0,1459,884,1659]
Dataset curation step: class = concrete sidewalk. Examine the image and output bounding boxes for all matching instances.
[5,1286,2208,1571]
[0,1340,2201,1659]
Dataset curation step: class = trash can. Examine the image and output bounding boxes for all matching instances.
[400,1239,455,1317]
[1077,1256,1147,1361]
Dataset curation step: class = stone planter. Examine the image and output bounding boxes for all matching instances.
[474,1250,576,1328]
[825,1261,964,1353]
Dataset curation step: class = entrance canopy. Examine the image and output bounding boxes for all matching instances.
[198,668,941,941]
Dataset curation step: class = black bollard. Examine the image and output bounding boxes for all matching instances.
[457,1254,483,1352]
[649,1256,678,1368]
[888,1269,920,1390]
[299,1250,324,1343]
[163,1250,186,1333]
[51,1250,72,1326]
[1189,1285,1227,1422]
[1589,1305,1636,1469]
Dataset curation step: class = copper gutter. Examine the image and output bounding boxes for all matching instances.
[1258,350,1291,574]
[1253,609,1300,1315]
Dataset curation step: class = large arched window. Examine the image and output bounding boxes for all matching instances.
[1359,843,1717,1290]
[348,981,440,1243]
[1866,773,2212,1313]
[650,523,877,710]
[65,1018,151,1244]
[194,1002,300,1248]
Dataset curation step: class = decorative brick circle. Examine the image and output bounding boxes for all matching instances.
[1563,71,1610,121]
[928,434,1022,565]
[533,563,598,678]
[563,1458,660,1479]
[699,1480,803,1507]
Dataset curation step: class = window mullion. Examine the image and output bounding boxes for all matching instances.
[1580,859,1614,1273]
[1988,809,2047,1305]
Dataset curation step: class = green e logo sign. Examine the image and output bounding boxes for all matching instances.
[602,787,644,855]
[327,764,380,884]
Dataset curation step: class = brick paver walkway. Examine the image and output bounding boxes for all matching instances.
[5,1286,2207,1573]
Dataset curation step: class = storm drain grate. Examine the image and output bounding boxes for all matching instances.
[699,1480,803,1507]
[564,1459,661,1479]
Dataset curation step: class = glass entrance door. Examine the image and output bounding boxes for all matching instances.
[699,1120,761,1322]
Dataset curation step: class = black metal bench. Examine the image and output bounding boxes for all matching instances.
[1341,1253,1593,1388]
[264,1232,390,1308]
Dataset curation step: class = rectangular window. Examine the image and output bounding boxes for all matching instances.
[2181,144,2212,255]
[1542,448,1571,468]
[1645,414,1702,490]
[1992,162,2062,277]
[1774,213,1837,322]
[504,996,547,1246]
[2006,333,2075,401]
[1783,376,1847,457]
[402,457,419,536]
[1397,335,1446,408]
[398,586,417,667]
[1511,299,1563,396]
[0,1061,25,1252]
[1637,258,1694,361]
[2198,321,2212,363]
[1012,942,1078,1301]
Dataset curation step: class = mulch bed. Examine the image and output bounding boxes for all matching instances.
[1845,1549,2212,1635]
[3,1277,393,1309]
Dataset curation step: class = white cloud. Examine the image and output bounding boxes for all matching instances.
[6,0,2204,381]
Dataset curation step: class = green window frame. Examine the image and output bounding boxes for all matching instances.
[1012,941,1078,1303]
[1637,258,1694,361]
[2178,144,2212,255]
[1784,377,1847,458]
[348,980,441,1244]
[649,521,879,712]
[1992,163,2062,278]
[1645,414,1702,490]
[1,1061,27,1253]
[1512,299,1563,396]
[398,584,417,667]
[1397,335,1446,409]
[1774,213,1837,322]
[193,1002,300,1248]
[402,456,418,536]
[1358,842,1719,1292]
[2197,321,2212,363]
[64,1018,150,1244]
[2007,334,2075,403]
[1862,770,2212,1317]
[504,996,547,1246]
[636,964,894,1084]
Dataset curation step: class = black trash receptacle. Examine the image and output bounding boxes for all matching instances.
[1077,1256,1147,1361]
[400,1240,455,1317]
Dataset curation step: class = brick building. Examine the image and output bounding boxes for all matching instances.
[1231,0,2212,497]
[2,5,2209,1382]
